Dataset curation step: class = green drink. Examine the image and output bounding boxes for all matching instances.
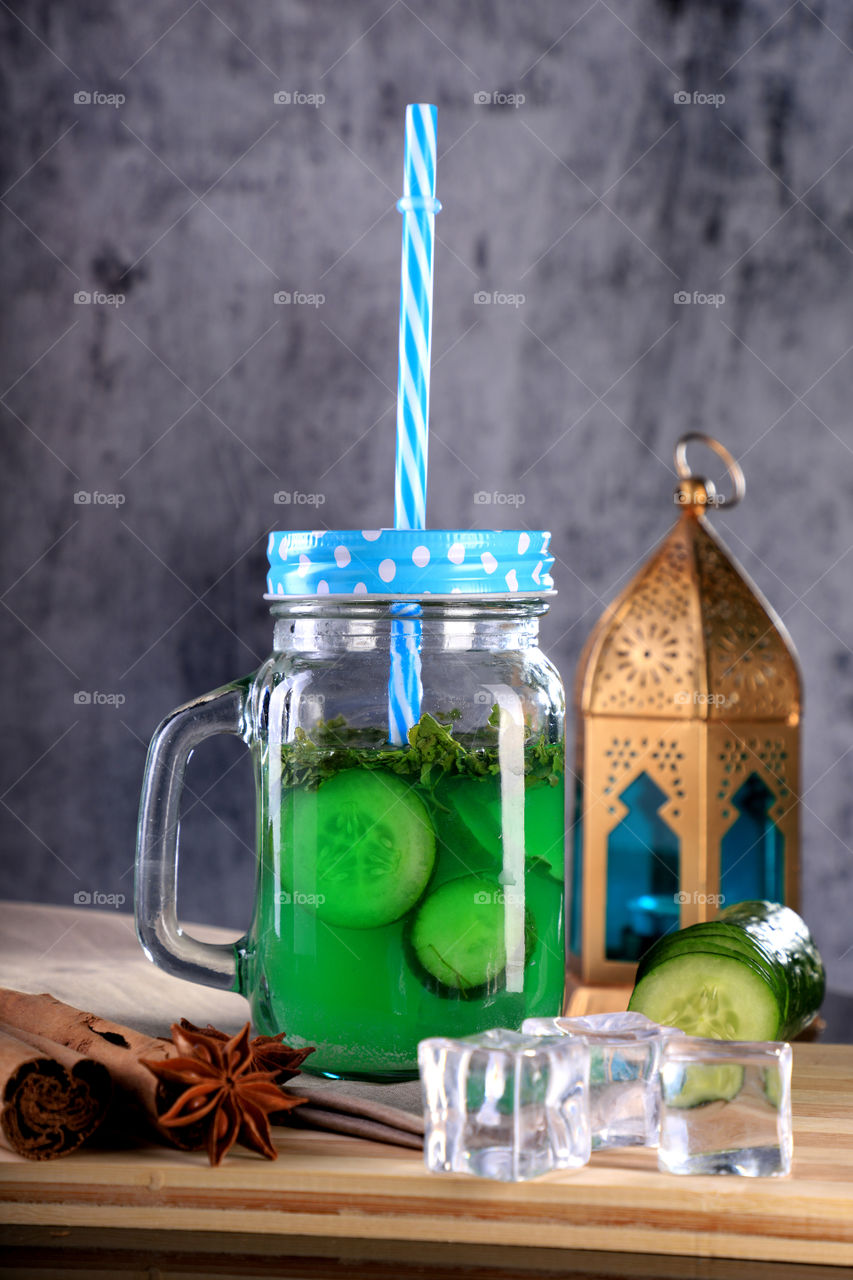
[243,713,565,1080]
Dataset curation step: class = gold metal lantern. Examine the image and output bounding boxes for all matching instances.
[567,434,801,1014]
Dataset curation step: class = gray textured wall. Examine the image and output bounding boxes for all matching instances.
[2,1,853,991]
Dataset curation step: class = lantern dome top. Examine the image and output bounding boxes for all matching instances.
[576,435,801,723]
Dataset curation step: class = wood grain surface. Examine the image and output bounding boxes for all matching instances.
[1,903,852,1267]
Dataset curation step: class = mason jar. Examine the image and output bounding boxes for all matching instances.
[136,529,566,1080]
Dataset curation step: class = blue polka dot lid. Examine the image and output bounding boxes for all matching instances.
[266,529,555,598]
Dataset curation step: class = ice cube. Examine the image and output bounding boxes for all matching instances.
[523,1011,666,1038]
[522,1012,682,1149]
[418,1028,590,1181]
[657,1037,793,1176]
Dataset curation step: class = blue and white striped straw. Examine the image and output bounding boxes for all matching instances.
[394,103,440,531]
[388,601,424,746]
[386,110,438,747]
[389,104,440,744]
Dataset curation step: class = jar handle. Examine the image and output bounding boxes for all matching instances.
[135,681,250,991]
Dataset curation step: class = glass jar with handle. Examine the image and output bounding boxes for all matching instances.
[135,529,566,1080]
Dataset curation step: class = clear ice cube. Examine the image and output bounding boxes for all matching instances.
[657,1037,793,1176]
[522,1012,681,1149]
[418,1028,591,1182]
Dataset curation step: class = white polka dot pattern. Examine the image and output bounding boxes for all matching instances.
[266,530,555,598]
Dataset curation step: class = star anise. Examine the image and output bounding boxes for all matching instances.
[179,1019,314,1083]
[141,1022,307,1166]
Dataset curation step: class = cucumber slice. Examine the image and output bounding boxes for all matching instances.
[281,769,435,929]
[630,902,825,1041]
[409,875,535,992]
[664,1063,745,1109]
[658,922,788,991]
[629,951,781,1040]
[636,933,785,1009]
[449,779,565,881]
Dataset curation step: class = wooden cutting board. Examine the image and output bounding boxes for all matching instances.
[2,1042,852,1265]
[1,905,852,1266]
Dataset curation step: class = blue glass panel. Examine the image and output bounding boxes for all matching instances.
[606,771,679,961]
[720,771,784,904]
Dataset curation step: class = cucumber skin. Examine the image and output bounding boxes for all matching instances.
[717,901,825,1039]
[631,901,825,1040]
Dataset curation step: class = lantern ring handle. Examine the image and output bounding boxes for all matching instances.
[674,432,745,509]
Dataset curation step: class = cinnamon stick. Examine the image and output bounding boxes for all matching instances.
[0,990,200,1150]
[0,989,423,1156]
[0,1028,111,1160]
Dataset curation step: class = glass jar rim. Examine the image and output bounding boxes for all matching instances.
[264,589,555,603]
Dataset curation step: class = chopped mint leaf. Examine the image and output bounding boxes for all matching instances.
[279,711,564,792]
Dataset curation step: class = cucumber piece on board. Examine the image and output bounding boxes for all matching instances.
[629,951,782,1041]
[628,901,825,1041]
[635,930,786,1009]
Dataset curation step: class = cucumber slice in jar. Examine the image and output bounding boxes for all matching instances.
[409,875,536,992]
[281,769,436,929]
[449,780,565,881]
[629,952,782,1041]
